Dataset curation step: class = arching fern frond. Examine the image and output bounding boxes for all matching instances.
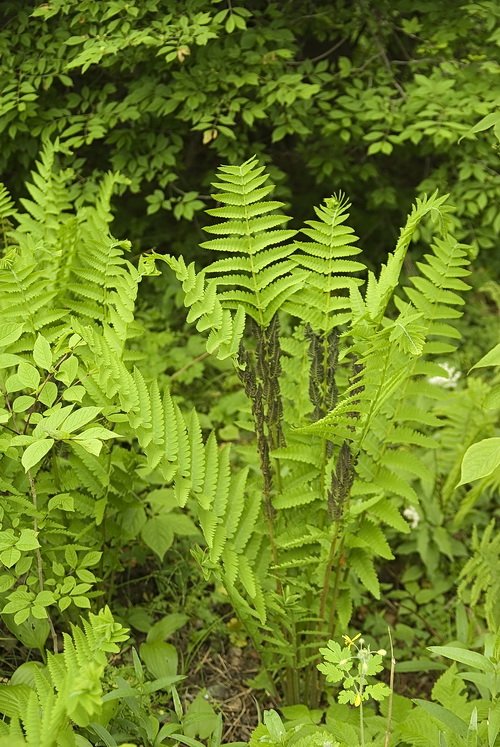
[363,190,451,327]
[156,253,245,359]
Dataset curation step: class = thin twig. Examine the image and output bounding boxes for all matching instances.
[27,470,58,654]
[384,627,395,747]
[289,37,349,66]
[169,351,210,380]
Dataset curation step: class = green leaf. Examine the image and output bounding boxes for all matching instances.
[17,362,40,390]
[38,381,58,407]
[457,438,500,486]
[72,596,91,608]
[74,438,103,456]
[21,438,54,471]
[141,516,175,561]
[33,335,52,371]
[146,613,189,644]
[15,529,40,551]
[0,324,24,348]
[140,641,178,679]
[34,590,55,607]
[0,573,14,592]
[414,699,468,738]
[0,547,21,568]
[471,343,500,369]
[79,551,102,567]
[62,406,101,433]
[462,111,500,140]
[488,702,500,747]
[13,395,35,412]
[0,354,22,369]
[48,493,74,512]
[428,646,496,673]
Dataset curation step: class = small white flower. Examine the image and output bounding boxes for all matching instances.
[428,362,461,389]
[403,505,420,529]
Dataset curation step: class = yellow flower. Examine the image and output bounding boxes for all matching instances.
[354,693,362,707]
[342,633,361,650]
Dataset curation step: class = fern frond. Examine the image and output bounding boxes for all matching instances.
[201,156,305,327]
[284,193,365,331]
[156,254,244,359]
[366,191,450,325]
[0,183,16,221]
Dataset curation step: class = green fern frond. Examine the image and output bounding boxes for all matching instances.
[0,183,16,221]
[225,467,249,539]
[0,609,128,747]
[201,156,306,327]
[366,191,450,325]
[233,488,261,552]
[13,140,75,246]
[156,254,244,359]
[284,193,365,330]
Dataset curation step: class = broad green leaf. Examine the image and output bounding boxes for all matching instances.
[414,699,468,737]
[471,342,500,369]
[15,529,40,551]
[141,516,175,560]
[0,324,24,348]
[140,641,178,679]
[147,613,189,644]
[21,438,54,471]
[17,362,40,390]
[79,551,102,567]
[12,395,35,412]
[0,573,14,592]
[184,690,218,740]
[33,335,52,370]
[56,355,79,386]
[428,646,496,673]
[48,493,74,512]
[75,438,103,456]
[457,438,500,486]
[72,596,91,608]
[0,354,21,368]
[34,590,55,606]
[62,406,101,433]
[0,547,21,568]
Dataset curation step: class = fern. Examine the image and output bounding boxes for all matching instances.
[458,520,500,632]
[0,608,128,747]
[201,156,308,327]
[156,253,245,359]
[284,193,365,330]
[12,139,76,247]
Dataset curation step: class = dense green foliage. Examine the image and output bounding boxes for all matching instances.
[1,0,499,261]
[0,140,498,745]
[0,2,499,746]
